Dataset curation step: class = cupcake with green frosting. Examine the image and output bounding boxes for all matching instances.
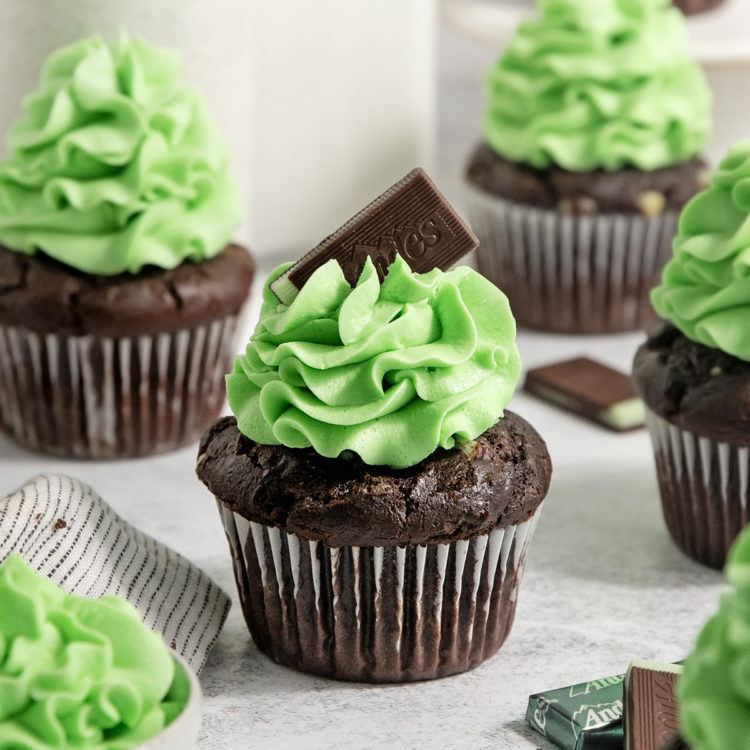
[0,553,199,749]
[633,141,750,569]
[465,0,711,334]
[0,34,254,458]
[678,525,750,748]
[197,253,552,682]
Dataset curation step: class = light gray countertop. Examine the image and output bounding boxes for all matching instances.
[0,24,726,750]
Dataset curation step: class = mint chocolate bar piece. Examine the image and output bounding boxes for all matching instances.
[524,357,645,432]
[624,660,683,750]
[270,168,478,304]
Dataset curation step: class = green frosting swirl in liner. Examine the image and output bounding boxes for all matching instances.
[0,554,188,750]
[0,34,241,276]
[227,257,521,469]
[652,142,750,362]
[483,0,710,171]
[679,528,750,749]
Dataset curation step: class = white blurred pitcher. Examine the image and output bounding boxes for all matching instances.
[0,1,437,260]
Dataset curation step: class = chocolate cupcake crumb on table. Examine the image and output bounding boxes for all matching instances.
[465,0,711,334]
[0,34,253,459]
[197,171,552,683]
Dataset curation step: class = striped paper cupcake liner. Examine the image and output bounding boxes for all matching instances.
[0,317,238,459]
[218,501,543,683]
[645,409,750,569]
[464,185,678,334]
[1,474,231,672]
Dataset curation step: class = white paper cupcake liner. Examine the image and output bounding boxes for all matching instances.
[645,408,750,568]
[464,185,679,333]
[0,317,238,458]
[218,501,543,682]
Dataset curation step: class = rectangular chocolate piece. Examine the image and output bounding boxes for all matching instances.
[526,672,625,750]
[624,660,683,750]
[270,168,478,304]
[524,356,645,432]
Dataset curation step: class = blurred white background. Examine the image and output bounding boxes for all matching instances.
[2,0,746,262]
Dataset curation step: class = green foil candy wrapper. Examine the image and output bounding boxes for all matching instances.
[227,256,522,469]
[526,673,625,750]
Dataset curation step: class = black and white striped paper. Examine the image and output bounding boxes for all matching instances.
[0,474,230,672]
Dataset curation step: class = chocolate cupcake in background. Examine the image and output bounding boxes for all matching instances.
[633,141,750,569]
[465,0,711,334]
[198,253,552,683]
[673,0,726,15]
[0,34,253,458]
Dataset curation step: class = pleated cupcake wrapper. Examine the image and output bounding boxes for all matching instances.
[219,501,543,682]
[1,474,231,673]
[464,185,678,334]
[645,408,750,569]
[0,317,237,458]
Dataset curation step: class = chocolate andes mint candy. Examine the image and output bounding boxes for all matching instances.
[524,356,645,432]
[270,168,478,304]
[624,660,683,750]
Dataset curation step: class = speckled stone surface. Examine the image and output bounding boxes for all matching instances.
[0,26,725,750]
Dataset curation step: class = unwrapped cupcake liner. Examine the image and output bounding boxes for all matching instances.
[0,474,231,672]
[464,185,679,334]
[218,501,543,683]
[645,408,750,569]
[0,316,238,458]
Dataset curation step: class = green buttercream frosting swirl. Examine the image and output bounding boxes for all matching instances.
[679,527,750,749]
[0,554,188,750]
[0,34,241,275]
[227,256,521,469]
[483,0,710,171]
[652,142,750,362]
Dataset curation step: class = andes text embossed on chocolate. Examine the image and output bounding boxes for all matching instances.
[624,660,683,750]
[524,357,645,432]
[270,168,478,304]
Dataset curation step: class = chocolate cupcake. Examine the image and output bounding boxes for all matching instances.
[198,254,552,682]
[465,0,711,334]
[634,142,750,569]
[0,35,253,458]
